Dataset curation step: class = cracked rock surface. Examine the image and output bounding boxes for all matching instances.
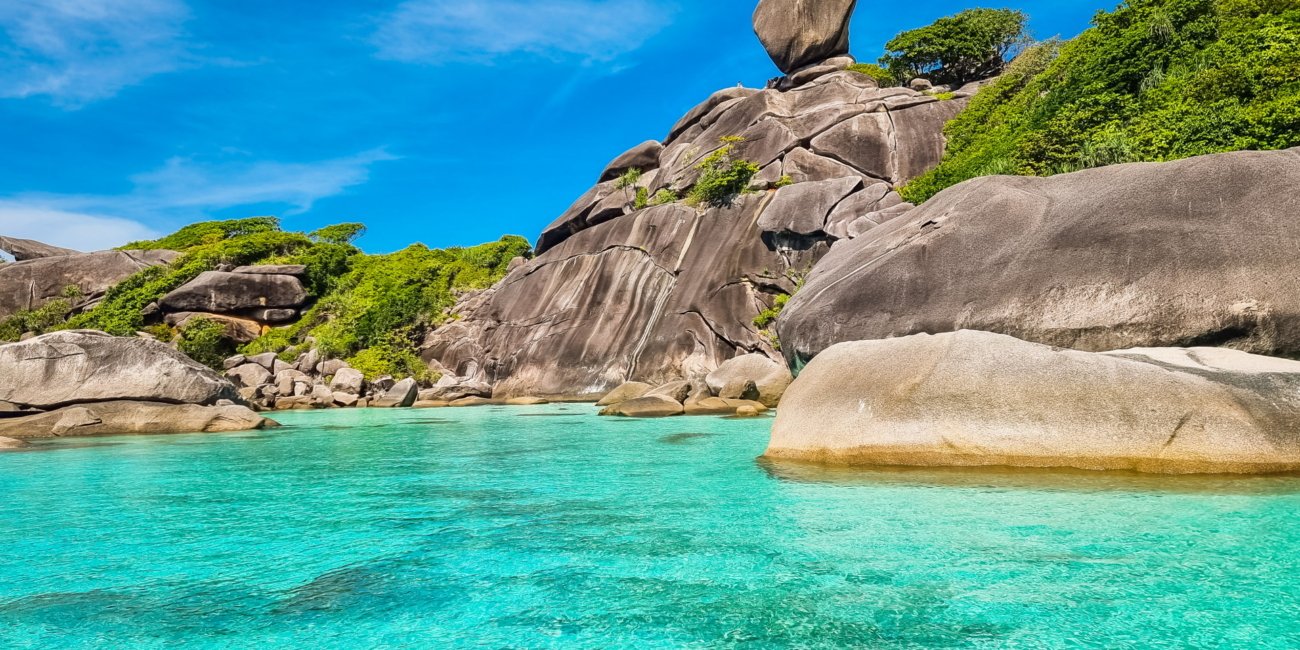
[767,330,1300,474]
[425,69,972,398]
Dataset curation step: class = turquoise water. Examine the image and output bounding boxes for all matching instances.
[2,406,1300,648]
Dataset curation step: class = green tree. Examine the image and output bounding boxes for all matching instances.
[880,8,1029,86]
[310,223,367,245]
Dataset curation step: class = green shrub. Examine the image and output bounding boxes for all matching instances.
[880,8,1029,86]
[614,168,642,190]
[346,344,437,382]
[633,186,650,210]
[0,285,84,341]
[648,189,679,205]
[142,324,174,343]
[901,0,1300,203]
[753,293,790,330]
[176,317,235,370]
[846,63,897,86]
[686,138,761,208]
[774,174,795,188]
[238,236,531,381]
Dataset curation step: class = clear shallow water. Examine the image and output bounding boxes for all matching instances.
[2,406,1300,648]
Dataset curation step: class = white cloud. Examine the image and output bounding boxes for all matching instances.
[0,0,190,106]
[0,204,160,251]
[372,0,676,64]
[126,149,397,214]
[0,149,396,251]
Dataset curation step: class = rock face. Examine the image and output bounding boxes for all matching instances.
[425,69,973,399]
[0,249,178,319]
[753,0,857,74]
[0,331,239,409]
[0,236,79,261]
[779,148,1300,368]
[0,401,274,440]
[767,330,1300,474]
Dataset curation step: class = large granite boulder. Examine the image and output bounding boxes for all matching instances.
[372,378,418,408]
[0,330,239,409]
[0,236,79,261]
[779,148,1300,369]
[165,312,263,344]
[159,270,307,314]
[425,60,974,400]
[0,401,275,440]
[767,330,1300,474]
[0,249,178,318]
[753,0,857,74]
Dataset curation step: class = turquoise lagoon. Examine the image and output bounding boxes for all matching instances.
[2,405,1300,648]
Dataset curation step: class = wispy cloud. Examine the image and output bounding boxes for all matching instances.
[0,205,160,252]
[372,0,676,64]
[0,149,396,250]
[0,0,190,107]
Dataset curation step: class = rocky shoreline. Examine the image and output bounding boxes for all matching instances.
[2,1,1299,474]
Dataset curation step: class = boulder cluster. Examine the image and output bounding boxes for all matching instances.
[0,331,274,442]
[222,350,500,411]
[596,353,792,418]
[154,264,311,344]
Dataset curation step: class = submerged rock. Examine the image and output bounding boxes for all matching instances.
[768,330,1300,474]
[779,148,1300,368]
[0,436,27,449]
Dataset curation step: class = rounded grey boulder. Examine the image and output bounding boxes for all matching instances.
[768,330,1300,474]
[0,331,240,409]
[753,0,857,74]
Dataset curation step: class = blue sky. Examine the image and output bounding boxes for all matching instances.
[0,0,1117,254]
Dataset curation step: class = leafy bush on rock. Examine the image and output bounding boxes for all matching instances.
[176,317,236,370]
[902,0,1300,203]
[686,137,761,208]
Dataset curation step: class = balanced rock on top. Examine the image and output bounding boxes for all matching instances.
[753,0,858,74]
